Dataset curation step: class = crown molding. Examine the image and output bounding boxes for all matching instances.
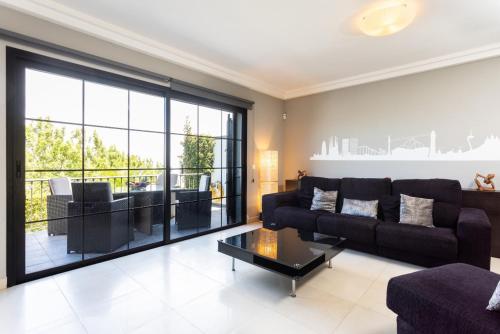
[0,0,287,99]
[1,0,500,101]
[284,42,500,99]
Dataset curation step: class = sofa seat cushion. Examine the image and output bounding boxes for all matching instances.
[387,263,500,334]
[317,213,380,245]
[377,223,457,260]
[274,206,322,232]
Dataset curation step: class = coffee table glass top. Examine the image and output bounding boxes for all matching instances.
[220,227,344,268]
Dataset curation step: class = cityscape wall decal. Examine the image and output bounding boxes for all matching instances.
[310,131,500,161]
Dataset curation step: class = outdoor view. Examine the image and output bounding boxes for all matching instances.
[24,67,243,275]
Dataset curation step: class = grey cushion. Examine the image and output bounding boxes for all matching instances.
[487,281,500,311]
[310,187,337,213]
[400,194,434,227]
[341,198,378,218]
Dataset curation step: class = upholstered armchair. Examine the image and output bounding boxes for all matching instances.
[67,182,134,254]
[176,175,212,230]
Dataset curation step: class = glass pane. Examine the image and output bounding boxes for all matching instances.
[222,111,234,138]
[84,81,128,128]
[26,121,82,171]
[221,139,234,168]
[171,202,199,239]
[170,134,197,169]
[128,170,165,207]
[223,196,243,226]
[199,137,218,169]
[235,112,243,140]
[130,91,165,132]
[235,141,243,167]
[130,130,165,168]
[202,199,221,232]
[129,206,164,249]
[84,126,128,169]
[209,169,223,199]
[222,168,242,198]
[199,106,221,137]
[25,171,82,224]
[25,69,82,124]
[170,100,197,135]
[82,211,132,260]
[25,219,81,274]
[171,169,198,204]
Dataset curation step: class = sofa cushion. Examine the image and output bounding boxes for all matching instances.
[392,179,462,228]
[387,263,500,334]
[274,206,322,232]
[310,187,338,213]
[298,176,341,209]
[377,223,457,260]
[339,178,392,217]
[317,213,380,245]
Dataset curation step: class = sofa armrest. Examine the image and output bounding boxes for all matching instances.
[262,191,299,228]
[457,207,491,270]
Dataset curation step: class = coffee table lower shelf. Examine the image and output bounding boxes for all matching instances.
[218,239,341,297]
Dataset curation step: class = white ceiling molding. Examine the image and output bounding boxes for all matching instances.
[0,0,287,99]
[284,42,500,99]
[1,0,500,101]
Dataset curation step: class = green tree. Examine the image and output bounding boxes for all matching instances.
[180,119,215,188]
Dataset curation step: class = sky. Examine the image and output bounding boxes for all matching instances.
[25,68,230,170]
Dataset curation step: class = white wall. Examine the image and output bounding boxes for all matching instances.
[0,7,285,286]
[284,57,500,188]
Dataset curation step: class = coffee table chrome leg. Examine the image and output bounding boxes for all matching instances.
[232,258,235,271]
[290,279,296,297]
[328,259,332,269]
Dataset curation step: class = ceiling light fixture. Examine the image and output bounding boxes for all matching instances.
[358,1,416,37]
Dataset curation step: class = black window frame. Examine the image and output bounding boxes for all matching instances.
[6,47,247,286]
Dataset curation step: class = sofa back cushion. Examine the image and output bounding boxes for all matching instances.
[298,176,341,209]
[392,179,462,228]
[339,178,392,218]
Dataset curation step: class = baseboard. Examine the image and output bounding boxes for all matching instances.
[0,277,6,290]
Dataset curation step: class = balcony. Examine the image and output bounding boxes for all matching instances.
[25,173,231,274]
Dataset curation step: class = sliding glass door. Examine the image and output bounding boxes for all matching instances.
[7,48,246,285]
[169,96,245,240]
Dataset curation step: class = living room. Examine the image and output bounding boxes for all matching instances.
[0,1,499,333]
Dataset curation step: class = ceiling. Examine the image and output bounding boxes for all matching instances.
[2,0,500,99]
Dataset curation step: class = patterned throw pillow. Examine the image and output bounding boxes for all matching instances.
[310,187,337,213]
[487,281,500,311]
[399,194,434,227]
[341,198,379,219]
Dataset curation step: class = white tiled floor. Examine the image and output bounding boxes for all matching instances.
[2,222,500,334]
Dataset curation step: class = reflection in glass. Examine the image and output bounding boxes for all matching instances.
[84,81,128,128]
[130,91,165,132]
[25,69,82,124]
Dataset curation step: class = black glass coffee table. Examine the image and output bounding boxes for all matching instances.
[218,227,344,297]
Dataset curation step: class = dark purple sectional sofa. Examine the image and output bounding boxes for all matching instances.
[262,176,491,269]
[387,263,500,334]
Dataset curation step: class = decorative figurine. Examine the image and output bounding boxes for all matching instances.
[297,170,307,180]
[475,173,496,192]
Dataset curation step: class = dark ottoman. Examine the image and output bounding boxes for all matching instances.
[387,263,500,334]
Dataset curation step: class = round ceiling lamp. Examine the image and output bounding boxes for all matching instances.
[358,1,416,37]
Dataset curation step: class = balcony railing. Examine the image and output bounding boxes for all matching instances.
[25,173,201,224]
